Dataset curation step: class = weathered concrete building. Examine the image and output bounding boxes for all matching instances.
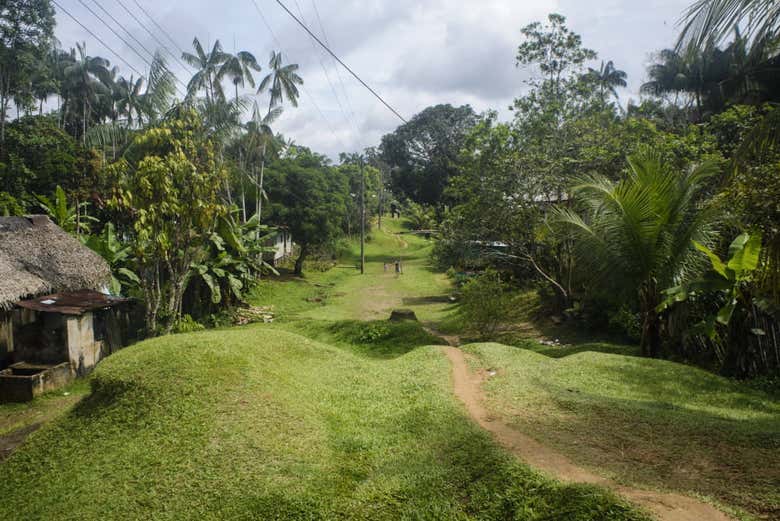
[0,216,132,402]
[264,228,294,267]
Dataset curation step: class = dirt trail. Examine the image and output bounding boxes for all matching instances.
[443,346,733,521]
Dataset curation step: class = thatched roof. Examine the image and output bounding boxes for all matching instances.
[0,216,111,310]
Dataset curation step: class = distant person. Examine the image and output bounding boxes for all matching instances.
[383,262,388,272]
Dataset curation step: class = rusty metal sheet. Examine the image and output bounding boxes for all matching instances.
[15,290,131,316]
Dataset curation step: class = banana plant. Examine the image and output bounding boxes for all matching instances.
[659,232,763,337]
[82,222,140,295]
[190,214,279,305]
[35,185,97,235]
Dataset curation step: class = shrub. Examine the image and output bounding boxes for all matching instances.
[460,269,512,338]
[172,315,206,334]
[356,323,391,343]
[608,306,642,342]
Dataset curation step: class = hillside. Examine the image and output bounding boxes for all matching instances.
[0,327,644,520]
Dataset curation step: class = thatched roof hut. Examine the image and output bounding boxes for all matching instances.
[0,216,111,310]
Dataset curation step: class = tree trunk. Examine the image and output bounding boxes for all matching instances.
[640,310,661,358]
[258,142,267,219]
[241,183,246,223]
[0,92,7,151]
[294,244,308,275]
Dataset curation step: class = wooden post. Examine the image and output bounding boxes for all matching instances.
[360,157,366,275]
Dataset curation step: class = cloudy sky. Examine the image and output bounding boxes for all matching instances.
[54,0,693,158]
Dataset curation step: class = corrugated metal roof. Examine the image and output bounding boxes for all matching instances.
[15,290,131,316]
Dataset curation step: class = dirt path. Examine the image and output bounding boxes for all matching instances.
[443,346,733,521]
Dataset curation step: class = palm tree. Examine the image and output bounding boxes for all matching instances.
[30,53,59,115]
[114,75,145,127]
[678,0,780,49]
[585,60,627,102]
[139,52,177,124]
[254,51,303,219]
[181,37,227,105]
[62,42,113,142]
[218,50,261,103]
[242,101,282,221]
[258,51,303,114]
[553,149,721,358]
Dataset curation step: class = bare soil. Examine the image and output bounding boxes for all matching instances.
[0,422,41,462]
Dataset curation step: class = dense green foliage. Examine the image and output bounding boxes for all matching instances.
[379,103,477,206]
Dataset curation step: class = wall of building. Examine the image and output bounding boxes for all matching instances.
[0,311,13,368]
[265,230,295,265]
[66,313,105,376]
[12,310,68,365]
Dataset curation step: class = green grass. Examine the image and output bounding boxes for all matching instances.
[249,218,457,324]
[0,327,647,520]
[462,342,780,520]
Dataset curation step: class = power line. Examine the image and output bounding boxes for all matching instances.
[310,0,358,128]
[52,0,146,78]
[114,0,193,75]
[73,0,188,96]
[130,0,189,61]
[273,0,407,124]
[290,0,355,137]
[249,0,348,151]
[89,0,155,60]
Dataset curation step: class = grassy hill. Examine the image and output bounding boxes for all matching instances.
[0,327,646,520]
[463,342,780,519]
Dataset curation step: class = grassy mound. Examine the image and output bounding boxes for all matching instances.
[463,342,780,519]
[0,328,647,520]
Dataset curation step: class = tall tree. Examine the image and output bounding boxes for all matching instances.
[218,49,261,103]
[517,13,597,98]
[181,37,227,105]
[584,60,627,102]
[61,42,112,142]
[380,104,478,206]
[0,0,56,146]
[254,51,302,219]
[114,75,144,127]
[109,109,228,334]
[257,51,303,114]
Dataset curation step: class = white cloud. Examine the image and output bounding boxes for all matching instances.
[54,0,691,158]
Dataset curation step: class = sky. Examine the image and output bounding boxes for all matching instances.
[54,0,694,158]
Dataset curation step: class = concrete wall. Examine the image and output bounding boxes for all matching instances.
[0,362,72,403]
[265,231,294,264]
[12,310,68,365]
[0,312,12,368]
[66,313,105,376]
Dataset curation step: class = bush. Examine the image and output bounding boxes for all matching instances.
[356,323,391,343]
[172,315,206,334]
[608,306,642,342]
[460,269,512,338]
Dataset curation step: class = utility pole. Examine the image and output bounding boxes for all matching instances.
[360,157,366,274]
[377,164,383,230]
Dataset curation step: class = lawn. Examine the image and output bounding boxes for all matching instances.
[0,327,646,520]
[462,342,780,520]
